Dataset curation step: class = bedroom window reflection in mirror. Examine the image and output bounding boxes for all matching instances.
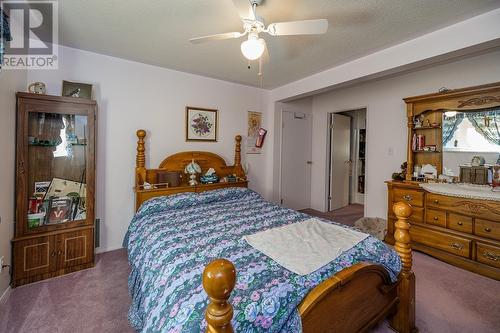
[442,109,500,152]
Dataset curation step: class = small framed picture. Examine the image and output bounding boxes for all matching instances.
[186,106,218,142]
[62,80,93,99]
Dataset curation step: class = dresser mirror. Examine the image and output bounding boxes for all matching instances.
[442,108,500,177]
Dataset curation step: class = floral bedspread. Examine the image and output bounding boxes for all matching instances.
[125,188,401,333]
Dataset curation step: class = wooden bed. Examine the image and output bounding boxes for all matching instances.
[133,129,417,333]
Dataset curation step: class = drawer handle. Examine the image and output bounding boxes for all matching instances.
[433,216,439,221]
[484,227,491,233]
[434,199,439,204]
[457,221,463,226]
[482,251,500,262]
[403,194,412,201]
[51,251,57,257]
[450,242,464,251]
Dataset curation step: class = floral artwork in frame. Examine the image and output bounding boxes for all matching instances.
[185,107,218,142]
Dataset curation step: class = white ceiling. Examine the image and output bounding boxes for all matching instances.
[57,0,500,89]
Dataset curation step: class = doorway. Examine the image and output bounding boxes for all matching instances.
[280,110,313,210]
[327,109,366,215]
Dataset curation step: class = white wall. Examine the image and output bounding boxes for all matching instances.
[306,49,500,218]
[0,68,27,298]
[27,46,270,252]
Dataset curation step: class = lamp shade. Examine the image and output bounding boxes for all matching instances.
[185,159,201,174]
[241,35,265,60]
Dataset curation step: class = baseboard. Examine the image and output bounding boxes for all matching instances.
[0,285,11,305]
[95,245,124,254]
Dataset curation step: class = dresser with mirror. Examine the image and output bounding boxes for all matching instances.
[386,82,500,280]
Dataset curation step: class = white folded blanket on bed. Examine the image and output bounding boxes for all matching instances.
[244,218,369,275]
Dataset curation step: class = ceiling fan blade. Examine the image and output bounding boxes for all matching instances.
[267,19,328,36]
[262,38,270,63]
[189,32,244,44]
[232,0,256,20]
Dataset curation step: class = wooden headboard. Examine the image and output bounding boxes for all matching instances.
[134,129,247,210]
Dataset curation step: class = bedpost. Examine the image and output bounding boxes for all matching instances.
[203,259,236,333]
[136,129,147,187]
[390,202,417,333]
[234,135,245,179]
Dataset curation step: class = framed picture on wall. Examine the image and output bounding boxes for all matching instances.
[62,80,93,99]
[247,111,262,154]
[185,106,218,142]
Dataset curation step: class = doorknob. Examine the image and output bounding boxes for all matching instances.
[306,161,313,165]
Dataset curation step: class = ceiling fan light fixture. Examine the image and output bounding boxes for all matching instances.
[240,34,265,60]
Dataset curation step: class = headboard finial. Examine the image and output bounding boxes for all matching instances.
[137,129,146,139]
[234,135,245,179]
[136,129,147,188]
[136,129,146,169]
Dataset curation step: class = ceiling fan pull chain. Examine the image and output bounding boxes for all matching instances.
[258,56,263,88]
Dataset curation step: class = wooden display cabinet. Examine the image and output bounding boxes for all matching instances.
[12,92,96,287]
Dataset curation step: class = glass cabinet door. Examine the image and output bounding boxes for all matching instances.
[27,111,88,229]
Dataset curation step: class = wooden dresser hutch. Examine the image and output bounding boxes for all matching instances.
[12,93,96,287]
[386,82,500,280]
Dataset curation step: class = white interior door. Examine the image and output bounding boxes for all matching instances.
[281,111,312,210]
[329,114,351,211]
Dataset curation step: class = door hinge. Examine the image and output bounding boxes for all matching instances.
[280,199,283,204]
[329,124,334,129]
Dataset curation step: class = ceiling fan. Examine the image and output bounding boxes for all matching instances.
[189,0,328,81]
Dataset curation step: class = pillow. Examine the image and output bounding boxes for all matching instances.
[136,192,199,216]
[197,187,261,205]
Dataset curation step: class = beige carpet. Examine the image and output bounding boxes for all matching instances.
[1,249,499,333]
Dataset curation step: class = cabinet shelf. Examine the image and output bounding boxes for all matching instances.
[413,126,441,130]
[29,143,87,147]
[29,143,58,147]
[413,150,441,153]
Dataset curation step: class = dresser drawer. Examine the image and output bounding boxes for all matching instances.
[475,219,500,241]
[476,242,500,269]
[410,225,471,258]
[426,194,500,221]
[393,188,424,207]
[447,214,473,234]
[409,207,424,223]
[426,209,446,227]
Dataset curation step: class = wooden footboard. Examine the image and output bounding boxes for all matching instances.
[202,202,417,333]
